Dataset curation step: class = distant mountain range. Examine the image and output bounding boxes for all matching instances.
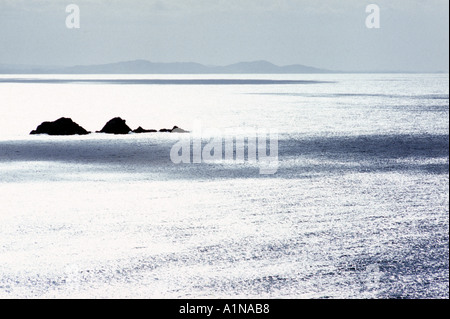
[0,60,333,74]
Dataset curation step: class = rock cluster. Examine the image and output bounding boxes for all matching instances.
[97,117,131,134]
[30,117,188,135]
[30,117,89,135]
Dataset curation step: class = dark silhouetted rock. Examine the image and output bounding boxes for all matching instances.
[30,117,89,135]
[158,126,189,133]
[171,126,189,133]
[133,126,157,133]
[98,117,131,134]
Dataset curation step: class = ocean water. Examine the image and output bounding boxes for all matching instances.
[0,73,448,298]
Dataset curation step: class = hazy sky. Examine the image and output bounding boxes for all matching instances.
[0,0,448,71]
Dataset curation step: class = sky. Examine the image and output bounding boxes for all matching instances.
[0,0,448,72]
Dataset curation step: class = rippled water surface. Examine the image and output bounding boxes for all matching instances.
[0,74,448,298]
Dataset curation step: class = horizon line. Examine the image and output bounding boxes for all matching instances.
[0,59,448,74]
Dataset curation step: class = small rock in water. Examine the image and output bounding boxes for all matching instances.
[133,126,157,133]
[30,117,89,135]
[98,117,132,134]
[170,126,189,133]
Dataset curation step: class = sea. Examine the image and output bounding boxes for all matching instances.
[0,73,448,298]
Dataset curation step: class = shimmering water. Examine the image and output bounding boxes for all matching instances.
[0,73,448,298]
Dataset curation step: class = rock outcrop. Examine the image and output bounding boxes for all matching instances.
[133,126,157,133]
[30,117,189,135]
[30,117,89,135]
[170,126,189,133]
[98,117,131,134]
[159,126,189,133]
